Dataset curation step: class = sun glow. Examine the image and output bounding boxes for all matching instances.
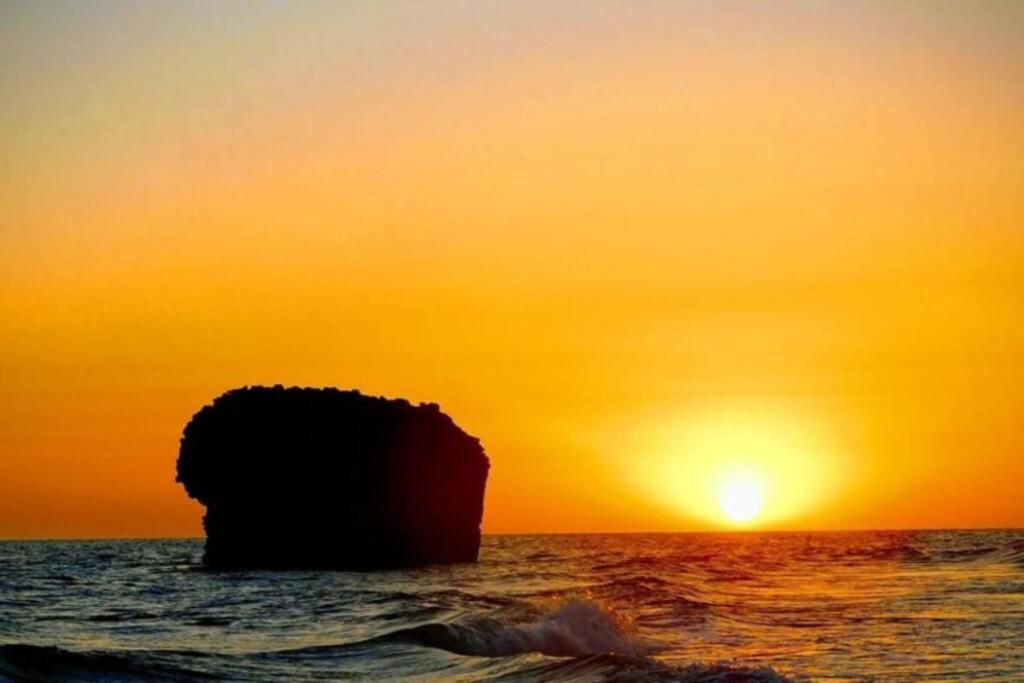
[622,403,842,529]
[718,474,763,524]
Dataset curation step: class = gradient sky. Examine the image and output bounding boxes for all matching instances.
[2,1,1022,537]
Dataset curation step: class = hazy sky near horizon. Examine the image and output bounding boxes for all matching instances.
[2,1,1023,537]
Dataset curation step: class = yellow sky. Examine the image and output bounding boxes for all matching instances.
[2,1,1022,537]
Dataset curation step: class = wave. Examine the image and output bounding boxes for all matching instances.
[366,587,518,609]
[281,598,650,660]
[891,536,1024,566]
[816,533,1024,567]
[1,597,792,681]
[389,598,650,658]
[0,644,217,682]
[85,610,161,623]
[0,643,790,683]
[576,577,711,628]
[951,538,1024,566]
[283,597,790,680]
[593,556,661,572]
[510,655,791,682]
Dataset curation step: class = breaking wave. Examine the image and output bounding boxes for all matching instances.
[0,642,788,683]
[382,598,650,658]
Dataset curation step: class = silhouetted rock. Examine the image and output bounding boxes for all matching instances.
[176,386,489,569]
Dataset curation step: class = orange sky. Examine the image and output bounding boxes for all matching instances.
[2,1,1022,537]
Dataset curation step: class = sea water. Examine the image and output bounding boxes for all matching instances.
[1,531,1022,681]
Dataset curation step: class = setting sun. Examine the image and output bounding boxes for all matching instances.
[718,474,764,525]
[615,402,843,529]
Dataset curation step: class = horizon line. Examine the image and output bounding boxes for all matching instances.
[2,525,1022,542]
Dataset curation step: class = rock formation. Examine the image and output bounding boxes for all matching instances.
[176,386,489,569]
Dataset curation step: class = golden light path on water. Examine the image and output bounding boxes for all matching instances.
[624,404,842,529]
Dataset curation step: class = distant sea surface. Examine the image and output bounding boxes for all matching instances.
[1,531,1023,682]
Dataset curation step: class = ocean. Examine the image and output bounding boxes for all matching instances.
[1,531,1022,681]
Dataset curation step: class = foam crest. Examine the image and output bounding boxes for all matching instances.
[490,598,647,657]
[392,598,650,658]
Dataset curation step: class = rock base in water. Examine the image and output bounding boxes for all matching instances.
[176,386,489,569]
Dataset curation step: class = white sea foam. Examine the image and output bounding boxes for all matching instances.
[483,597,648,657]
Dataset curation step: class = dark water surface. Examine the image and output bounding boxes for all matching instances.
[1,531,1022,681]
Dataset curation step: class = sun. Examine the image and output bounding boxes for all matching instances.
[718,474,763,524]
[621,401,842,529]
